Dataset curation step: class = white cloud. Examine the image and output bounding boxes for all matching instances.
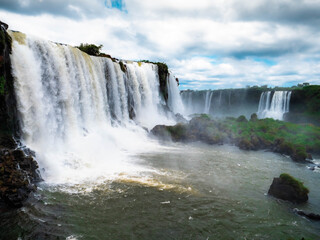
[1,0,320,90]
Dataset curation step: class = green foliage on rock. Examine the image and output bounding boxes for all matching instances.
[280,173,309,195]
[285,85,320,125]
[237,115,248,122]
[151,115,320,162]
[76,43,103,56]
[0,76,5,95]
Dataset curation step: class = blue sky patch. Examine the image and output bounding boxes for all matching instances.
[252,57,277,66]
[105,0,126,12]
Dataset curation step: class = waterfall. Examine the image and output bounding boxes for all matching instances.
[181,89,258,118]
[167,74,185,114]
[203,91,213,114]
[9,32,181,183]
[257,91,292,120]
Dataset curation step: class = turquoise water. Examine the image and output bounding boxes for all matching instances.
[1,143,319,239]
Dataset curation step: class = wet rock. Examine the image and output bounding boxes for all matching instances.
[0,135,16,149]
[0,21,8,30]
[174,113,187,123]
[0,137,41,208]
[237,138,254,150]
[150,125,171,140]
[268,173,309,204]
[294,208,320,221]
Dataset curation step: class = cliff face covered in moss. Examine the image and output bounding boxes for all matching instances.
[284,85,320,125]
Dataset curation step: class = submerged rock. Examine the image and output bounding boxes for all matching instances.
[268,173,309,204]
[294,208,320,221]
[293,208,320,221]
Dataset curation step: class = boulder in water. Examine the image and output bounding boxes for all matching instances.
[294,208,320,221]
[268,173,309,204]
[150,125,171,140]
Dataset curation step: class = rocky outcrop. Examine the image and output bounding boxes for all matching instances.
[0,21,19,137]
[151,114,316,162]
[0,136,41,208]
[293,208,320,221]
[268,174,309,204]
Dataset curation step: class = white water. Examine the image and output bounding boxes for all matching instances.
[203,91,214,114]
[257,91,292,120]
[9,32,182,184]
[167,74,185,114]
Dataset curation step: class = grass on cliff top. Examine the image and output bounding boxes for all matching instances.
[280,173,309,195]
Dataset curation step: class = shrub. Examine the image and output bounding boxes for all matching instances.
[76,43,103,56]
[0,76,5,95]
[250,113,258,122]
[167,124,188,141]
[237,115,248,122]
[280,173,309,195]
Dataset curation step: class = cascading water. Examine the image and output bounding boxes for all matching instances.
[203,91,214,114]
[9,32,181,184]
[167,74,185,114]
[181,89,258,118]
[257,91,292,120]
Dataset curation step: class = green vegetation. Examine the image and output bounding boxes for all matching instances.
[280,173,309,195]
[0,76,5,95]
[152,114,320,162]
[76,43,103,56]
[287,85,320,125]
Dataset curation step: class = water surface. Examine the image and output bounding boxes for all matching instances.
[1,143,319,240]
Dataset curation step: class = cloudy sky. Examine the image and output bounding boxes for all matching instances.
[1,0,320,90]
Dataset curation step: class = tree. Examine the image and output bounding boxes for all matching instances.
[76,43,103,56]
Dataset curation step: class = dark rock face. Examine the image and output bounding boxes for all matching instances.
[174,113,187,123]
[294,209,320,221]
[150,125,171,140]
[0,21,20,137]
[0,137,41,208]
[284,86,320,126]
[294,208,320,221]
[268,177,308,204]
[0,22,40,208]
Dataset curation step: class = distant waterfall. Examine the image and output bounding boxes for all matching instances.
[257,91,292,120]
[181,89,258,118]
[9,31,181,183]
[204,91,214,114]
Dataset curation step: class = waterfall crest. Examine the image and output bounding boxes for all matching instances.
[257,91,292,120]
[9,32,181,183]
